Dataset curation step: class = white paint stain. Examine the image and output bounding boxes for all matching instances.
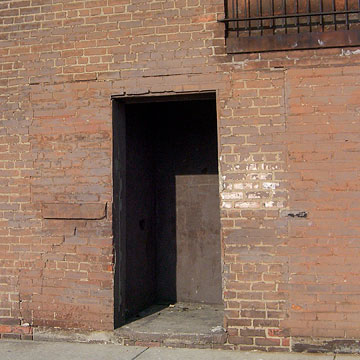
[342,49,360,56]
[221,201,232,209]
[264,201,275,208]
[234,201,260,208]
[265,201,284,208]
[221,192,243,200]
[248,193,261,199]
[263,182,280,190]
[234,183,252,190]
[247,163,257,171]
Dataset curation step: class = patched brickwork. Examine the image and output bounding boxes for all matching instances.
[1,0,360,352]
[284,66,360,340]
[0,324,32,340]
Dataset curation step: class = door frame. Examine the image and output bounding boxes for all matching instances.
[112,92,219,328]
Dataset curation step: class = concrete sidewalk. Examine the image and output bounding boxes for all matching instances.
[0,340,359,360]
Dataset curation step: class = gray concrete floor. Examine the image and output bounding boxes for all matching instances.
[0,340,359,360]
[118,302,224,335]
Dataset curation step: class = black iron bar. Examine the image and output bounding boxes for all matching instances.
[271,0,275,34]
[260,0,263,35]
[256,0,260,34]
[231,0,235,31]
[332,0,337,30]
[235,0,239,36]
[307,0,312,32]
[283,0,287,33]
[244,0,248,33]
[320,0,324,31]
[345,0,349,30]
[248,0,251,36]
[296,0,300,33]
[232,0,239,29]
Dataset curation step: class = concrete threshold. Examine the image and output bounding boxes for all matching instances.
[114,302,226,348]
[33,302,227,349]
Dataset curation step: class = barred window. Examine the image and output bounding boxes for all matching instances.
[220,0,360,53]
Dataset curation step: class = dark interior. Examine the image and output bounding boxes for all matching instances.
[114,95,221,322]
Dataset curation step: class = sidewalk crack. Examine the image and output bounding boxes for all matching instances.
[131,347,149,360]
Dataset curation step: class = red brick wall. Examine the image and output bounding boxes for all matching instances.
[1,0,360,352]
[221,53,360,351]
[0,324,32,340]
[0,0,227,333]
[284,65,360,340]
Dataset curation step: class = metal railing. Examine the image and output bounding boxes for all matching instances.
[220,0,360,52]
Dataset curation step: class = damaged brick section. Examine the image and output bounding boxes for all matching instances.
[293,338,360,354]
[42,203,107,220]
[0,325,33,340]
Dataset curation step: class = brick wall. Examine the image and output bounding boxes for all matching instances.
[1,0,360,352]
[284,65,360,342]
[221,53,360,351]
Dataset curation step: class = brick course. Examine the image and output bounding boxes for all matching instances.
[1,0,360,352]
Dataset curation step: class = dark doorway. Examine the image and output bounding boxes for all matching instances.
[113,93,222,327]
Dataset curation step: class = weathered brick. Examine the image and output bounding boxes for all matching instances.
[0,0,360,352]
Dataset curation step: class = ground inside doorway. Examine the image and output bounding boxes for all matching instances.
[115,303,226,348]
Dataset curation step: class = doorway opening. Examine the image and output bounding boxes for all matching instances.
[113,93,224,343]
